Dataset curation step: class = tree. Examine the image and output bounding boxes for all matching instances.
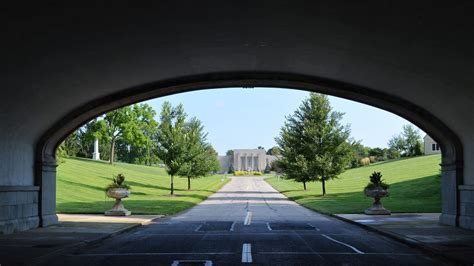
[228,164,235,174]
[113,104,158,165]
[178,117,219,190]
[226,150,234,156]
[276,93,352,194]
[92,105,150,164]
[257,146,265,151]
[348,139,369,168]
[156,102,188,195]
[388,124,423,157]
[134,104,159,166]
[266,146,281,156]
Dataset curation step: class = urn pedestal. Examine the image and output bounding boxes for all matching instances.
[364,188,391,215]
[105,188,131,216]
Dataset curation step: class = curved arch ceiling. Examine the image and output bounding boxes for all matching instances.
[2,2,473,183]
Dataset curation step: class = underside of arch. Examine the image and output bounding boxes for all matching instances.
[35,72,464,228]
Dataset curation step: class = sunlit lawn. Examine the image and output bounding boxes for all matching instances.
[266,155,441,214]
[57,157,229,215]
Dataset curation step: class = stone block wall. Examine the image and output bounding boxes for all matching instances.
[460,185,474,229]
[0,186,40,234]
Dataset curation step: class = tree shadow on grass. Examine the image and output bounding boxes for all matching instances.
[281,175,441,214]
[57,199,197,215]
[59,180,105,192]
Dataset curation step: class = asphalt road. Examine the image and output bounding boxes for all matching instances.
[45,176,447,265]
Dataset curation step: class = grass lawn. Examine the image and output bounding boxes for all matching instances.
[266,154,441,214]
[56,157,229,215]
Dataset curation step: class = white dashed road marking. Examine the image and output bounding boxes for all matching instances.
[194,224,203,232]
[244,212,253,225]
[266,222,272,231]
[241,243,252,263]
[322,234,365,254]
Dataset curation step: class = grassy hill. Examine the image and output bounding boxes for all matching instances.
[266,154,441,214]
[56,157,229,215]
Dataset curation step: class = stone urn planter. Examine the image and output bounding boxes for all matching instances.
[105,188,131,216]
[364,171,391,215]
[364,187,391,215]
[105,174,131,216]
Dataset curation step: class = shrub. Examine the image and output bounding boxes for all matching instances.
[359,157,370,166]
[369,156,377,163]
[365,171,389,190]
[105,173,131,191]
[234,171,263,176]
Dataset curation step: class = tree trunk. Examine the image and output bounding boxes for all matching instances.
[322,178,326,196]
[170,175,174,195]
[188,176,191,190]
[303,181,307,190]
[109,139,115,164]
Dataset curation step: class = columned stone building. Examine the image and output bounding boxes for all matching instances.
[218,149,280,173]
[233,149,267,172]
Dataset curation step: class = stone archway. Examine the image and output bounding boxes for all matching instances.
[35,72,464,228]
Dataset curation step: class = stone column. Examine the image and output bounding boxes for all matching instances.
[243,154,247,171]
[251,154,254,171]
[92,139,100,160]
[35,158,59,227]
[439,161,462,227]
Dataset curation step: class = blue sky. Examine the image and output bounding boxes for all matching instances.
[146,88,423,155]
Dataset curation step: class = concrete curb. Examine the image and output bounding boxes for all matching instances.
[264,180,467,264]
[31,222,143,265]
[328,213,468,265]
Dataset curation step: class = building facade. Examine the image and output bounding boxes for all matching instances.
[218,149,280,173]
[424,134,441,155]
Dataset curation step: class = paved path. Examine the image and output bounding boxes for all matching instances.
[44,176,448,265]
[0,214,161,265]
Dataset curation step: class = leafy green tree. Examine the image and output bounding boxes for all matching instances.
[226,150,234,156]
[266,146,281,155]
[178,117,219,190]
[156,102,188,195]
[276,93,352,194]
[61,131,82,157]
[134,104,158,165]
[386,147,401,159]
[228,164,235,174]
[114,104,158,165]
[91,106,148,164]
[388,124,423,157]
[348,140,369,168]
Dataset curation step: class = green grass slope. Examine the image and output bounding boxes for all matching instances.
[266,155,441,214]
[57,157,229,215]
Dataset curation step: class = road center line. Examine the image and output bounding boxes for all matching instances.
[242,243,252,263]
[321,234,365,254]
[266,222,272,231]
[194,224,203,232]
[244,211,253,225]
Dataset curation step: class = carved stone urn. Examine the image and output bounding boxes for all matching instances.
[105,188,131,216]
[364,187,391,215]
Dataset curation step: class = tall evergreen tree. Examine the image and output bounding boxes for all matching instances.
[276,93,352,194]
